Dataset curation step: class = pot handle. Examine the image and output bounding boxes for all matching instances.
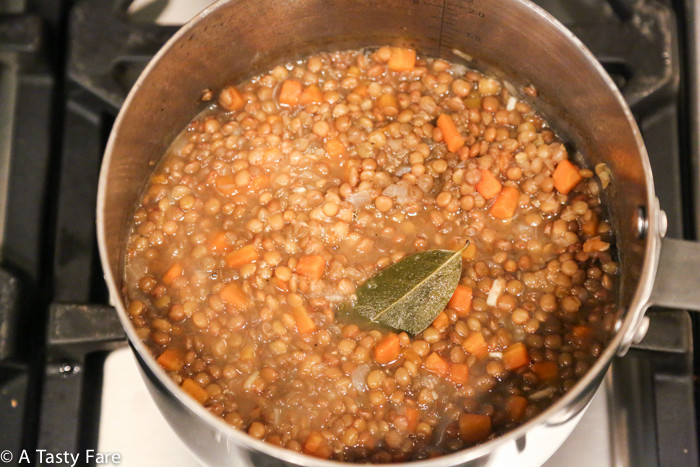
[650,238,700,310]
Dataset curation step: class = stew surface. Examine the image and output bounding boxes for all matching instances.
[124,47,618,462]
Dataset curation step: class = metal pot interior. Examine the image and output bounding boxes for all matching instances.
[97,0,657,464]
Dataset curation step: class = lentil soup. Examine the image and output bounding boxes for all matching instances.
[124,47,618,462]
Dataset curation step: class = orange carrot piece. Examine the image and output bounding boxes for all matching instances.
[220,283,250,310]
[295,255,326,280]
[157,348,183,371]
[404,407,420,432]
[572,325,595,345]
[552,159,583,195]
[462,332,488,358]
[181,378,209,404]
[505,395,528,422]
[581,212,599,236]
[431,312,449,332]
[303,431,333,459]
[325,138,346,158]
[377,93,399,112]
[375,333,401,364]
[437,113,465,153]
[219,86,245,111]
[503,342,530,371]
[476,169,502,200]
[572,325,594,339]
[225,244,258,268]
[458,413,492,444]
[449,362,469,385]
[208,231,230,253]
[448,285,473,316]
[531,361,559,383]
[279,79,302,106]
[292,304,316,334]
[214,174,237,196]
[490,185,519,219]
[163,263,182,285]
[388,47,416,72]
[424,352,449,378]
[299,84,323,106]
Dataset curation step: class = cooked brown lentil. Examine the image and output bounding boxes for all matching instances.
[124,46,618,463]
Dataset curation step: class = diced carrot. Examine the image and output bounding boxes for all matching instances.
[431,312,449,332]
[458,413,492,444]
[553,159,583,195]
[581,212,599,236]
[572,325,594,339]
[424,352,449,378]
[303,431,332,459]
[181,378,209,404]
[157,348,183,371]
[377,93,399,112]
[375,333,400,364]
[214,174,237,196]
[279,79,302,107]
[502,342,529,371]
[295,255,326,280]
[572,325,595,345]
[462,332,488,358]
[208,231,230,253]
[163,262,182,285]
[448,284,473,316]
[299,84,323,106]
[388,47,416,72]
[219,86,245,111]
[325,138,346,158]
[531,361,559,383]
[437,113,465,153]
[449,362,469,385]
[248,174,269,193]
[225,244,258,268]
[292,304,316,334]
[476,169,502,199]
[505,395,528,422]
[220,283,250,310]
[490,185,520,219]
[404,407,420,432]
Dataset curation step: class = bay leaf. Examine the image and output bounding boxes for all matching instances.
[350,242,468,335]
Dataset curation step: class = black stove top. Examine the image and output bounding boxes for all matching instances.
[0,1,697,465]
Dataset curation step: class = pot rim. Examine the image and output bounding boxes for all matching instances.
[96,0,660,464]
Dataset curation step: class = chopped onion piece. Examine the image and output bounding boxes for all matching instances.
[529,387,556,401]
[488,351,503,359]
[506,97,517,111]
[451,48,473,62]
[345,190,372,208]
[487,277,506,307]
[382,182,412,205]
[595,162,612,189]
[243,370,260,390]
[351,364,370,393]
[395,165,411,176]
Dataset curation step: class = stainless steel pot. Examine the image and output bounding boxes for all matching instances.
[96,0,700,465]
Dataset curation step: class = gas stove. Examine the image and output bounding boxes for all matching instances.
[0,0,698,466]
